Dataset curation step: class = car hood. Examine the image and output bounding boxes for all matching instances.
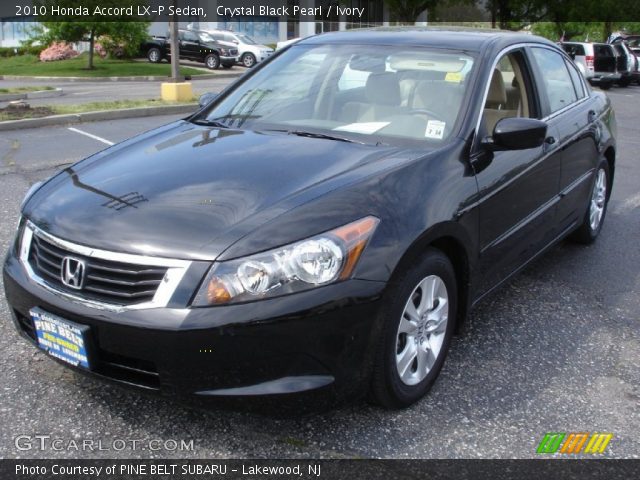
[24,121,417,261]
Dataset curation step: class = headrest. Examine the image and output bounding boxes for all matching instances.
[366,73,401,106]
[487,69,507,107]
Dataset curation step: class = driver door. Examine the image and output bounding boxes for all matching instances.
[473,48,562,298]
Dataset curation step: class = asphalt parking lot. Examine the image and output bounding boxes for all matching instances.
[0,86,638,459]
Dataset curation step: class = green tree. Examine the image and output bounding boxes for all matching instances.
[33,0,149,69]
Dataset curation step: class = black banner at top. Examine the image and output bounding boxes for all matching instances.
[2,0,640,23]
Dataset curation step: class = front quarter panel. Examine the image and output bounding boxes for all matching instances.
[218,140,480,285]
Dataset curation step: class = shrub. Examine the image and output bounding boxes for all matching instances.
[39,42,79,62]
[94,43,108,59]
[0,46,46,58]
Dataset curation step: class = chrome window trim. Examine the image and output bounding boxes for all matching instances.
[473,42,588,147]
[20,220,192,312]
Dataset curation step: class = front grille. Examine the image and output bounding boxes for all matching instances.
[28,233,169,306]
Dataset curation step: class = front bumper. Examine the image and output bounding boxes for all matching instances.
[220,56,237,67]
[3,249,386,406]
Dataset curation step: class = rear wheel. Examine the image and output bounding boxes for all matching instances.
[371,249,457,409]
[571,160,610,244]
[205,54,220,70]
[147,48,161,63]
[599,82,612,90]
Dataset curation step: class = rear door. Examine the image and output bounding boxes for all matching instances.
[179,30,200,60]
[528,46,600,232]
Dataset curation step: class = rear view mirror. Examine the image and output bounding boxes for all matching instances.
[483,117,547,151]
[198,92,218,108]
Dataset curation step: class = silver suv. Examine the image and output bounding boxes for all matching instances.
[560,42,619,90]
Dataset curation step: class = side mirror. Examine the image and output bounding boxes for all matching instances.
[198,92,218,108]
[482,117,547,151]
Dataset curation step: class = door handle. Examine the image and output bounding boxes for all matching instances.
[543,136,557,153]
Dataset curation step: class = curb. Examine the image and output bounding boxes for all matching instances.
[0,104,198,131]
[0,72,243,82]
[0,88,64,102]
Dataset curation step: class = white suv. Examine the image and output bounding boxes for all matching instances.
[205,30,274,68]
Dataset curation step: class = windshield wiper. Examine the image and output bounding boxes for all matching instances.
[191,118,228,128]
[268,129,365,145]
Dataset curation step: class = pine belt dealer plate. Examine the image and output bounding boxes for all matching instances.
[30,307,91,369]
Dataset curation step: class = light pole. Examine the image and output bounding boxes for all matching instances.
[169,0,181,82]
[161,0,193,101]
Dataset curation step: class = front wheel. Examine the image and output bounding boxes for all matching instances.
[371,249,457,409]
[205,54,220,70]
[570,161,610,244]
[242,53,256,68]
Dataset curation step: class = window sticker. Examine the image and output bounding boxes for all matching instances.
[425,120,446,139]
[334,122,390,134]
[445,72,463,83]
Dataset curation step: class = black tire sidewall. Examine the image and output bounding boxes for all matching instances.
[373,249,457,408]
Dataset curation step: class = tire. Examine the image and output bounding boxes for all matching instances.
[371,248,457,409]
[147,48,161,63]
[242,53,256,68]
[570,160,610,244]
[617,77,631,87]
[599,82,612,91]
[205,54,220,70]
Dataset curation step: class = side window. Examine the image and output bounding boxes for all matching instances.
[531,47,578,114]
[182,31,198,43]
[482,50,534,134]
[565,59,586,99]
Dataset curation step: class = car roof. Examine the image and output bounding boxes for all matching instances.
[298,27,554,52]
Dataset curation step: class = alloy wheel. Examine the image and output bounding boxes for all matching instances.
[589,168,607,231]
[395,275,449,386]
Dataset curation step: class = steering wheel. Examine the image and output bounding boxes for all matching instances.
[409,109,446,123]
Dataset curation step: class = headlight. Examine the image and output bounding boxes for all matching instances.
[192,216,379,306]
[220,48,229,56]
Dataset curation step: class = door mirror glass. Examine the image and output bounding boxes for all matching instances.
[483,117,547,150]
[199,92,218,108]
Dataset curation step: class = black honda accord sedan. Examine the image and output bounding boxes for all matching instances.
[4,28,616,409]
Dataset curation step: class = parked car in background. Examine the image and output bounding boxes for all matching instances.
[560,42,618,90]
[5,29,616,409]
[141,29,238,69]
[201,30,274,68]
[610,36,640,85]
[611,42,633,87]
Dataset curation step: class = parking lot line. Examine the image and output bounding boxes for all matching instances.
[67,127,114,146]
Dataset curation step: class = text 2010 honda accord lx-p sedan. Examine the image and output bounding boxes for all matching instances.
[3,28,615,409]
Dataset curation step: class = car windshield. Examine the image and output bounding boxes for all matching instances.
[197,44,475,146]
[237,35,257,45]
